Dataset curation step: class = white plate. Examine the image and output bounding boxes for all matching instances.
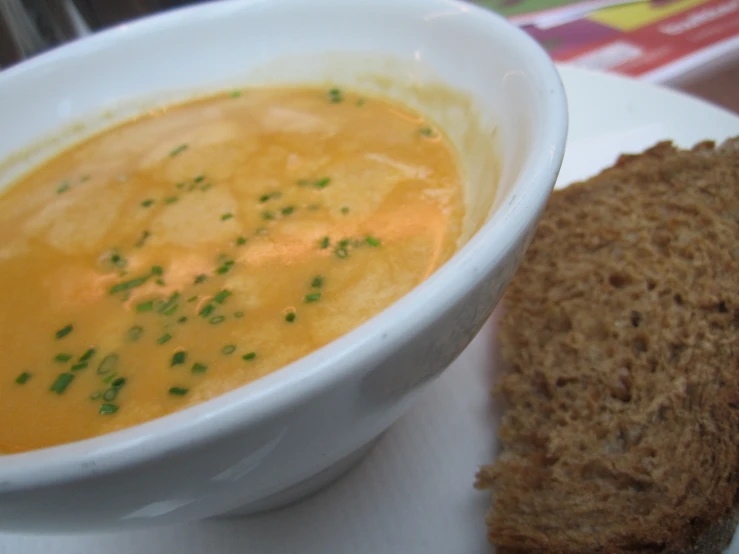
[2,65,738,554]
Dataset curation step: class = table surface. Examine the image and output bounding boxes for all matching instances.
[676,61,739,115]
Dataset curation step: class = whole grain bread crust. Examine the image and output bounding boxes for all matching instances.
[477,138,739,554]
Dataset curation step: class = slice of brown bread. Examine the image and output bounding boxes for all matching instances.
[476,138,739,554]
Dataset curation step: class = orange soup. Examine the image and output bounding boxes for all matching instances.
[0,87,464,453]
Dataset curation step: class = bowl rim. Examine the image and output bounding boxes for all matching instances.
[0,0,567,486]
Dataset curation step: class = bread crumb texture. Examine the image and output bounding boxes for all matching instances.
[476,138,739,554]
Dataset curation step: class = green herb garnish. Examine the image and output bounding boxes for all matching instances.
[328,88,343,103]
[191,363,208,374]
[157,333,173,344]
[305,292,321,303]
[136,300,155,313]
[50,373,75,394]
[15,372,31,385]
[209,315,225,325]
[171,351,186,366]
[419,126,435,137]
[79,348,96,362]
[199,304,215,318]
[285,311,296,323]
[231,90,242,98]
[341,206,350,214]
[136,230,151,248]
[55,324,73,339]
[314,177,331,189]
[221,344,236,355]
[221,213,234,221]
[55,353,72,363]
[103,388,118,401]
[281,206,295,216]
[242,352,256,361]
[71,362,88,372]
[99,403,118,415]
[168,386,188,396]
[320,236,330,249]
[335,246,349,259]
[97,353,119,375]
[141,199,155,207]
[110,276,149,295]
[213,289,231,304]
[236,236,247,246]
[366,236,381,247]
[57,181,70,194]
[311,275,324,288]
[151,265,163,276]
[194,274,207,284]
[194,174,205,183]
[128,326,144,341]
[169,144,189,157]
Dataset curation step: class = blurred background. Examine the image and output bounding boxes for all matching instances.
[0,0,737,112]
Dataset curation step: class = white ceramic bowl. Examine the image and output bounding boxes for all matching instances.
[0,0,566,532]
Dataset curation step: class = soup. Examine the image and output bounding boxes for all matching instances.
[0,87,464,453]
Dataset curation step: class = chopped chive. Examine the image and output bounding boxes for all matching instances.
[97,353,119,375]
[57,181,70,194]
[221,213,234,221]
[55,324,73,339]
[141,199,155,207]
[213,289,231,304]
[112,377,126,388]
[136,300,155,313]
[366,236,381,247]
[231,90,242,98]
[328,88,343,103]
[110,253,127,268]
[221,344,236,355]
[158,291,180,313]
[15,372,31,385]
[169,386,188,396]
[311,275,324,288]
[234,311,245,318]
[339,239,350,248]
[155,278,166,286]
[262,211,275,220]
[188,296,198,303]
[419,126,434,137]
[314,177,331,189]
[191,363,208,374]
[216,264,232,275]
[164,196,178,204]
[163,304,178,316]
[209,315,225,325]
[242,352,256,361]
[110,276,149,295]
[79,348,96,362]
[320,236,330,249]
[90,392,101,400]
[102,372,117,385]
[135,230,151,248]
[157,333,173,344]
[335,247,349,259]
[103,388,118,401]
[50,373,75,394]
[236,236,247,246]
[285,311,296,323]
[99,403,118,415]
[199,304,215,318]
[71,362,88,371]
[194,174,205,183]
[151,265,163,276]
[281,206,295,216]
[169,144,189,157]
[55,353,72,363]
[194,274,207,284]
[171,351,186,366]
[341,206,350,214]
[128,326,144,341]
[178,316,188,324]
[305,292,321,303]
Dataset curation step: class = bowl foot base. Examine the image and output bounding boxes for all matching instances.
[213,435,381,517]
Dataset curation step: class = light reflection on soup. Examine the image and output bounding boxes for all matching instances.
[0,87,464,454]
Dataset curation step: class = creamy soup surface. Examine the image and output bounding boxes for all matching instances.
[0,87,464,454]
